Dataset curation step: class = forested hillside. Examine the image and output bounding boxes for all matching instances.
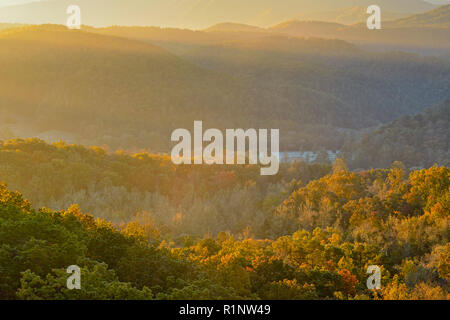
[95,22,450,126]
[350,100,450,169]
[0,138,330,236]
[0,25,371,151]
[2,24,447,154]
[0,151,448,299]
[0,24,249,152]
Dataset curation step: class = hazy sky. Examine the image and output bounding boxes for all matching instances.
[2,0,450,8]
[0,0,37,7]
[1,0,447,6]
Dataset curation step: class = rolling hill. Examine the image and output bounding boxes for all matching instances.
[94,24,450,120]
[384,4,450,27]
[89,22,450,151]
[1,1,446,54]
[350,99,450,169]
[0,25,369,151]
[0,25,263,150]
[0,23,23,31]
[269,20,345,38]
[205,23,266,33]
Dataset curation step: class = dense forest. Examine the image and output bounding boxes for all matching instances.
[0,25,364,152]
[0,138,330,235]
[349,100,450,169]
[0,140,448,299]
[0,24,449,165]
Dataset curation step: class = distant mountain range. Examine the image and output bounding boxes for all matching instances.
[384,4,450,27]
[1,1,448,54]
[294,6,410,25]
[82,6,450,56]
[208,5,450,54]
[270,5,450,37]
[0,0,437,28]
